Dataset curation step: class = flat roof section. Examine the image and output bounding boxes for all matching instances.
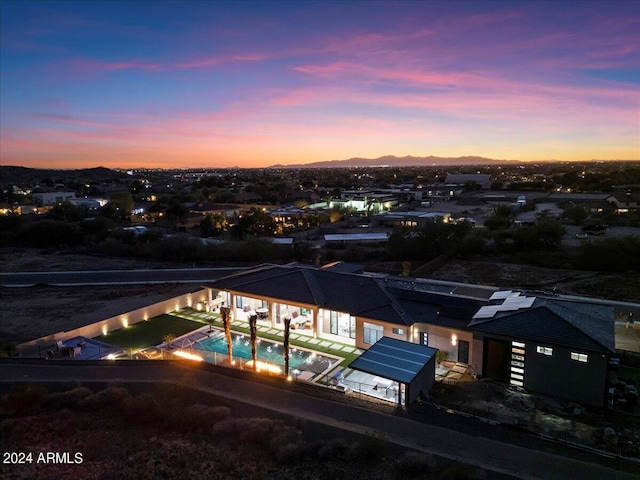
[348,336,437,384]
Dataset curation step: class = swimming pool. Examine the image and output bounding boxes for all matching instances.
[193,331,336,374]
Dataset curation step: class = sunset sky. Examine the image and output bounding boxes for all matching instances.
[1,0,639,169]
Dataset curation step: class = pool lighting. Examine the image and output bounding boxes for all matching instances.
[246,360,282,374]
[172,350,204,362]
[106,354,116,360]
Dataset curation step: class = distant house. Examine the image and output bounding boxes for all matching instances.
[372,211,451,227]
[206,263,621,406]
[32,191,76,205]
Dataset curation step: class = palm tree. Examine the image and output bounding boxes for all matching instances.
[283,316,292,378]
[249,313,258,370]
[220,307,233,365]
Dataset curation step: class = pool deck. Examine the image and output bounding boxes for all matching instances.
[140,308,401,404]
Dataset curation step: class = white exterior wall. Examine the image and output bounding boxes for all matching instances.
[18,289,208,356]
[413,323,473,364]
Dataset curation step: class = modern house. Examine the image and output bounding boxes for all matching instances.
[206,263,617,406]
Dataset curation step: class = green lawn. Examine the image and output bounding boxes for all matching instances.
[94,314,205,349]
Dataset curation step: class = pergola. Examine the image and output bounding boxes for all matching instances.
[348,336,437,407]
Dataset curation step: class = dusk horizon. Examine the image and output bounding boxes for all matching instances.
[2,0,639,169]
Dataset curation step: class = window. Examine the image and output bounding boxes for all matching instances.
[420,332,428,346]
[392,328,404,335]
[330,311,338,335]
[363,322,383,345]
[235,296,246,308]
[536,346,553,356]
[349,316,356,339]
[571,352,588,363]
[511,341,526,387]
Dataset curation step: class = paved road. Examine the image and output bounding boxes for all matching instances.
[0,267,246,287]
[1,361,636,480]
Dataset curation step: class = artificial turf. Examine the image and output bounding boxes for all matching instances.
[93,314,205,349]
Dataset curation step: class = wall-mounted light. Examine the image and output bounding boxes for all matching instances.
[451,334,457,346]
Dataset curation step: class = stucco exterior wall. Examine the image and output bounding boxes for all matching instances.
[524,342,608,406]
[413,323,473,364]
[354,317,409,350]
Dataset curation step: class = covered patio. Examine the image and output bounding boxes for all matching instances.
[348,336,438,407]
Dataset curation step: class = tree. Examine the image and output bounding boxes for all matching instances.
[50,202,86,222]
[200,213,227,237]
[249,313,258,371]
[484,205,512,231]
[110,192,135,220]
[220,307,233,365]
[162,333,176,348]
[232,208,276,239]
[561,204,588,225]
[283,316,291,379]
[534,215,565,250]
[165,198,189,233]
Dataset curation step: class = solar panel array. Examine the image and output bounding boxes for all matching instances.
[473,292,536,319]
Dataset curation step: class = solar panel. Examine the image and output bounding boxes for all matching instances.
[473,306,501,318]
[490,290,513,300]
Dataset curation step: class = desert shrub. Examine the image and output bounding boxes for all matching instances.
[316,438,351,461]
[0,383,49,416]
[212,417,299,450]
[395,451,437,475]
[121,393,163,425]
[274,442,302,465]
[78,386,131,411]
[348,430,388,462]
[46,386,92,410]
[182,404,231,429]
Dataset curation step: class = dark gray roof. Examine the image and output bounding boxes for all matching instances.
[379,276,454,294]
[470,299,615,353]
[349,336,437,384]
[391,288,486,330]
[212,265,322,306]
[212,266,617,353]
[212,264,411,325]
[320,262,365,274]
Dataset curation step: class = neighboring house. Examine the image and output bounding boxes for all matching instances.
[32,191,76,205]
[608,188,640,213]
[206,263,620,406]
[371,211,451,227]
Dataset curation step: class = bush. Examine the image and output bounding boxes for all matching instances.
[78,386,131,411]
[0,383,49,416]
[348,430,388,462]
[182,404,231,429]
[46,386,92,410]
[274,442,302,465]
[316,438,351,461]
[395,451,437,475]
[121,393,163,425]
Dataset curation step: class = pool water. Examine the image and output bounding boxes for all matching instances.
[193,332,335,374]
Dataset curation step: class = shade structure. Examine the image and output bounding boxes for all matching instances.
[349,336,437,384]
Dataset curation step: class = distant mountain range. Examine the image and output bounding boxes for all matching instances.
[271,155,513,168]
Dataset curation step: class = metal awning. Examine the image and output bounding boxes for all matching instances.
[348,336,437,384]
